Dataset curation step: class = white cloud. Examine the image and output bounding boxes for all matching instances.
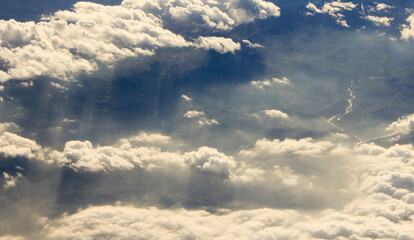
[46,205,304,240]
[184,110,205,118]
[386,113,414,135]
[375,3,392,12]
[242,39,264,48]
[2,114,414,239]
[240,137,334,157]
[129,132,171,145]
[53,138,185,172]
[0,131,44,160]
[42,135,414,239]
[2,172,22,189]
[183,147,236,177]
[123,0,280,30]
[401,14,414,40]
[250,77,290,88]
[262,109,289,119]
[194,36,241,54]
[184,110,219,126]
[365,15,393,26]
[0,0,279,82]
[306,1,357,27]
[181,94,192,101]
[0,2,187,82]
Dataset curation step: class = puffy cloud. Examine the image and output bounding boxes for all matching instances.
[0,2,188,82]
[194,36,241,54]
[250,77,290,88]
[184,110,205,118]
[2,172,22,189]
[262,109,289,119]
[374,3,392,12]
[53,138,185,172]
[183,147,236,177]
[365,15,393,27]
[402,15,414,40]
[122,0,280,30]
[0,0,279,82]
[0,131,44,160]
[198,118,219,126]
[184,110,219,126]
[386,113,414,135]
[42,136,414,240]
[306,1,357,27]
[45,205,302,240]
[1,115,414,239]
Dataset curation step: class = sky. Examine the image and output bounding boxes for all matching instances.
[0,0,414,239]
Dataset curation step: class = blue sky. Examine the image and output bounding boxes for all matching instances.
[0,0,414,239]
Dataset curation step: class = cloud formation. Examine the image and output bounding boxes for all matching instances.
[386,113,414,135]
[122,0,280,30]
[401,14,414,40]
[306,1,357,27]
[1,112,414,239]
[184,110,219,126]
[0,0,280,82]
[365,15,393,27]
[250,77,290,88]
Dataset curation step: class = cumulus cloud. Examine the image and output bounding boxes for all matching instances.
[365,15,393,27]
[184,110,205,118]
[374,3,392,12]
[194,36,241,54]
[0,131,45,160]
[40,132,414,239]
[0,2,187,82]
[401,14,414,40]
[2,172,22,189]
[306,1,357,27]
[2,115,414,239]
[0,0,279,82]
[122,0,280,30]
[250,77,290,88]
[52,138,187,172]
[386,113,414,135]
[184,110,219,126]
[184,147,236,178]
[45,206,303,240]
[261,109,289,119]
